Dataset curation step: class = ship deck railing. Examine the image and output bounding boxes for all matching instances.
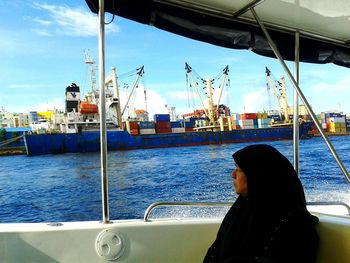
[143,201,350,222]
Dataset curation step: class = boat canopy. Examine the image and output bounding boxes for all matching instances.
[85,0,350,68]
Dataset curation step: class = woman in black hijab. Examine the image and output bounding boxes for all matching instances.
[203,144,319,263]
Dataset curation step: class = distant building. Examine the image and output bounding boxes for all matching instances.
[0,109,30,128]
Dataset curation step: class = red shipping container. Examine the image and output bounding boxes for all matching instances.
[155,121,171,129]
[240,113,257,120]
[130,128,139,135]
[156,128,172,134]
[129,121,139,129]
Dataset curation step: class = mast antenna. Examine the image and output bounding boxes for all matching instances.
[84,49,97,92]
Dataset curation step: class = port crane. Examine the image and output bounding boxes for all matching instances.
[105,65,145,124]
[84,50,146,126]
[265,67,289,123]
[185,62,230,126]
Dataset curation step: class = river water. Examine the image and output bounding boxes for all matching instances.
[1,136,350,223]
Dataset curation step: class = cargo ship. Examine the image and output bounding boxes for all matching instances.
[23,61,313,156]
[24,120,312,156]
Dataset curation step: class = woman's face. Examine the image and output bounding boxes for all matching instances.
[231,164,248,196]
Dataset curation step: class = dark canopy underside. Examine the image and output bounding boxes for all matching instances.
[86,0,350,68]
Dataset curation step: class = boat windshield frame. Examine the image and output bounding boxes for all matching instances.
[93,0,350,222]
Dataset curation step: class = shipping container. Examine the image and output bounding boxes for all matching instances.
[139,121,155,129]
[183,121,194,128]
[258,124,270,128]
[239,119,254,126]
[129,129,139,135]
[328,127,346,133]
[155,121,171,129]
[325,112,343,118]
[257,118,271,125]
[125,121,139,133]
[268,115,282,122]
[241,125,255,129]
[139,128,156,135]
[154,114,170,122]
[171,127,186,133]
[195,119,209,127]
[256,112,268,119]
[329,122,346,129]
[240,113,257,120]
[232,113,240,120]
[327,117,346,123]
[170,121,182,128]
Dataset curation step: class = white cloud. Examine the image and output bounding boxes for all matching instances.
[310,74,350,93]
[119,85,168,119]
[32,17,52,26]
[169,91,195,100]
[31,28,52,37]
[36,98,65,112]
[8,83,55,89]
[240,88,269,113]
[32,2,118,37]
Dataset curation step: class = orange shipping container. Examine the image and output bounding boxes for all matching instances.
[130,128,139,135]
[129,121,139,129]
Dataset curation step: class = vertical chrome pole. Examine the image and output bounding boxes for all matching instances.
[99,0,110,223]
[293,31,300,175]
[250,7,350,183]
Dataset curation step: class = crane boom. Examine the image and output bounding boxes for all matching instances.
[185,63,209,119]
[185,63,230,125]
[121,66,145,116]
[216,65,229,111]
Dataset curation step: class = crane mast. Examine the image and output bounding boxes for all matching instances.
[205,79,216,125]
[265,67,289,123]
[278,77,289,123]
[84,49,97,93]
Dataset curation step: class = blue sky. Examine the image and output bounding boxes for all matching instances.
[1,1,350,118]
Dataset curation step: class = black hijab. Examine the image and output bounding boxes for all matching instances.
[204,144,318,262]
[232,144,308,213]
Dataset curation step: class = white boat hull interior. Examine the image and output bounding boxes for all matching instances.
[0,212,350,262]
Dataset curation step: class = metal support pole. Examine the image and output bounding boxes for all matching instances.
[99,0,110,223]
[293,31,300,175]
[250,7,350,183]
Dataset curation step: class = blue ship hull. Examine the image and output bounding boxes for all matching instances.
[24,123,312,156]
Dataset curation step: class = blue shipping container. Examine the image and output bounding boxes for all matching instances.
[170,121,182,128]
[139,121,155,129]
[154,114,170,122]
[325,112,342,118]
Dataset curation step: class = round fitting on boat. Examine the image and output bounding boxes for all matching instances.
[95,229,125,261]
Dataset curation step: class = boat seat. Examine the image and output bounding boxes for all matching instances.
[316,213,350,263]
